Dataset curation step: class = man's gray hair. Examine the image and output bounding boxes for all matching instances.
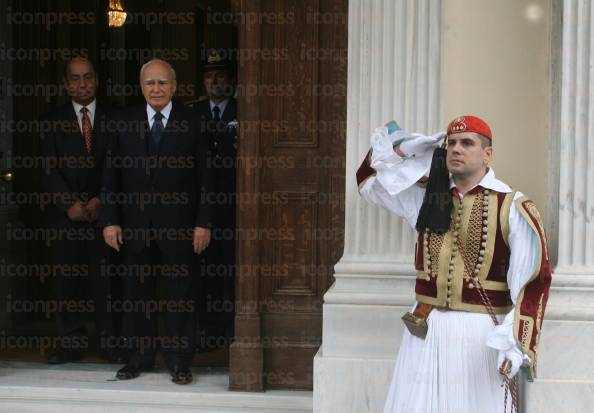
[139,58,177,81]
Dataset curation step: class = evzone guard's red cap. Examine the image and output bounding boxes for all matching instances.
[447,115,492,140]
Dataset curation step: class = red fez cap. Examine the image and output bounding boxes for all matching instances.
[447,115,492,140]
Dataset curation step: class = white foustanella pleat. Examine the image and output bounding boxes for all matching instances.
[382,309,512,413]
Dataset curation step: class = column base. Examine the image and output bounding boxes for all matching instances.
[313,260,415,413]
[524,272,594,411]
[525,379,594,412]
[313,349,395,413]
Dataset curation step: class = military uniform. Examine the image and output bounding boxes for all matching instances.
[357,116,552,413]
[193,49,238,350]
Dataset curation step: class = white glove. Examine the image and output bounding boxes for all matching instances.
[369,127,395,163]
[398,132,446,158]
[497,347,524,379]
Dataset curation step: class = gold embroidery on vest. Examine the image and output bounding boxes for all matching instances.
[415,189,513,314]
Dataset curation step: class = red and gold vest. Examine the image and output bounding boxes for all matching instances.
[414,187,515,314]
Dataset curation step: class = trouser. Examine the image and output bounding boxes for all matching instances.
[50,225,118,353]
[121,241,197,369]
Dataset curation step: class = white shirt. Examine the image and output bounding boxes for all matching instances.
[209,98,229,119]
[359,125,538,362]
[449,168,512,199]
[72,99,96,132]
[146,101,172,129]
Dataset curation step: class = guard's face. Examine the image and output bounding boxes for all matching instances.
[65,59,97,106]
[141,62,177,112]
[203,70,232,100]
[446,132,492,177]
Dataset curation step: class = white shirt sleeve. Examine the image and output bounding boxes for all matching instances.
[358,126,432,229]
[486,191,539,363]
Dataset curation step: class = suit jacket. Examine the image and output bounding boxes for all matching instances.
[100,100,213,254]
[40,101,111,227]
[193,98,237,227]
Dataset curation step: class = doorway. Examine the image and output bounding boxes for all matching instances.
[0,0,348,391]
[0,0,238,369]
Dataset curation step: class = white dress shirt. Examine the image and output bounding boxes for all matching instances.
[72,99,96,132]
[146,101,172,129]
[209,98,229,119]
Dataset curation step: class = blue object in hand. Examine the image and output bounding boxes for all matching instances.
[385,120,401,135]
[385,120,405,146]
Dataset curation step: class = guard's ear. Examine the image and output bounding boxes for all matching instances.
[484,145,493,164]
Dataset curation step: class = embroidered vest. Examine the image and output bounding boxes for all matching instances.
[414,187,516,314]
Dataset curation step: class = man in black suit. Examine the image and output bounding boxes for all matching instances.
[193,50,237,352]
[101,58,212,384]
[41,57,120,364]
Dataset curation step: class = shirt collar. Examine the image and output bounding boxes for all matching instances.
[72,99,96,118]
[210,98,229,116]
[449,168,512,198]
[146,101,173,123]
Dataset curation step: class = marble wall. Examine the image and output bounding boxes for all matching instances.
[313,0,443,412]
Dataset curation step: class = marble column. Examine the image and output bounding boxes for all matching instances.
[525,1,594,411]
[313,1,443,412]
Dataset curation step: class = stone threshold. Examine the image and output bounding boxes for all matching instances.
[0,361,312,413]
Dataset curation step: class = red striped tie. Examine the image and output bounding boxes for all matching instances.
[81,107,92,153]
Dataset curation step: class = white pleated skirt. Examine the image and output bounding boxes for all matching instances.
[383,308,512,413]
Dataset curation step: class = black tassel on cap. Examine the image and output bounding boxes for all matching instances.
[415,142,452,234]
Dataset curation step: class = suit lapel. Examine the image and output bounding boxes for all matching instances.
[221,98,236,123]
[64,104,86,155]
[204,101,214,121]
[162,102,177,138]
[157,101,179,153]
[137,105,149,157]
[92,103,108,155]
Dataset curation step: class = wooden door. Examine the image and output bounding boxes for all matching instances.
[230,0,347,391]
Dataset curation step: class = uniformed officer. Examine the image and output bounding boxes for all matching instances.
[193,49,237,352]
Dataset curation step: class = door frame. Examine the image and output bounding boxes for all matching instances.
[229,0,264,392]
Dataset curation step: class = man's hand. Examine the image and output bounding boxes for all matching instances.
[193,227,211,254]
[67,201,90,222]
[398,132,446,158]
[85,197,101,222]
[497,349,523,379]
[103,225,123,252]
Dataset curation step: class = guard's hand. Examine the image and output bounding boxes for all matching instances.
[103,225,123,252]
[498,349,523,379]
[66,201,90,222]
[398,132,446,158]
[193,227,211,254]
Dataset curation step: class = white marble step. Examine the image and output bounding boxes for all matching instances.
[0,362,312,413]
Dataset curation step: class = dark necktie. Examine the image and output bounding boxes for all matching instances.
[151,112,164,145]
[213,105,221,122]
[80,107,92,153]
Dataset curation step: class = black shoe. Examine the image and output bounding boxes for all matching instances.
[47,349,83,365]
[116,362,153,380]
[170,365,193,385]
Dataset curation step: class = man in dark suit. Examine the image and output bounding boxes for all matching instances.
[41,57,120,364]
[193,50,237,352]
[101,58,212,384]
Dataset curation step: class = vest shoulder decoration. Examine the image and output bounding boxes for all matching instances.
[512,195,552,381]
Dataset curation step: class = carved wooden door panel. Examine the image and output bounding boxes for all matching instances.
[230,0,347,391]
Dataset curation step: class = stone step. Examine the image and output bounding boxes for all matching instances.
[0,362,313,413]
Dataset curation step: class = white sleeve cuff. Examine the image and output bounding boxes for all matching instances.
[486,309,532,366]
